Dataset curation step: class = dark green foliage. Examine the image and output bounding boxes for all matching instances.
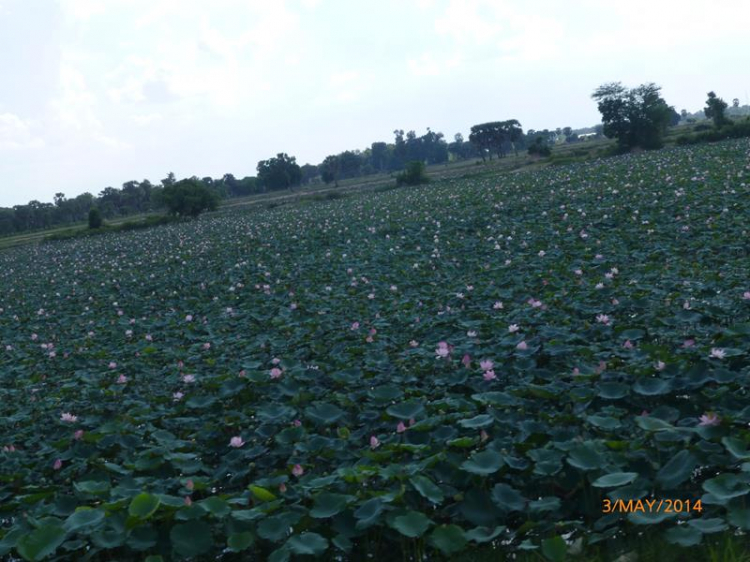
[256,153,302,191]
[396,161,430,186]
[592,82,675,150]
[469,120,524,160]
[156,178,220,217]
[676,118,750,145]
[8,139,750,560]
[87,208,103,229]
[705,91,730,127]
[527,137,552,157]
[320,155,340,186]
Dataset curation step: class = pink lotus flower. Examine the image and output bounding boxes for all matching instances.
[3,445,15,452]
[480,359,494,371]
[351,322,360,330]
[683,339,695,348]
[184,496,192,506]
[698,412,720,426]
[574,269,583,276]
[272,357,281,365]
[461,354,472,368]
[595,361,607,374]
[293,419,302,427]
[185,479,194,491]
[270,367,283,379]
[370,435,380,449]
[185,315,193,322]
[508,324,520,333]
[396,422,407,433]
[292,464,304,477]
[108,362,117,369]
[182,374,195,384]
[710,348,726,359]
[238,370,246,378]
[229,436,245,448]
[623,340,633,349]
[516,341,528,350]
[202,342,211,351]
[409,340,419,347]
[73,430,84,440]
[53,459,62,470]
[483,370,497,381]
[117,374,128,384]
[366,336,374,343]
[435,345,450,359]
[177,360,184,368]
[145,334,153,341]
[279,482,287,493]
[493,301,504,309]
[655,361,666,371]
[480,430,489,442]
[60,412,78,423]
[596,314,611,325]
[31,333,38,341]
[173,391,184,401]
[744,291,750,300]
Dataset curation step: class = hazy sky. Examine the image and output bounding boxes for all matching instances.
[1,0,748,207]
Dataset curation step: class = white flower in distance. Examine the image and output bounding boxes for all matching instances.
[710,348,726,359]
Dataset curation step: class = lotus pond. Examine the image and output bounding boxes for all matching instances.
[2,139,750,561]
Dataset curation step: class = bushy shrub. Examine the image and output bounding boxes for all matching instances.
[396,161,430,186]
[676,119,750,146]
[88,208,103,229]
[527,137,552,157]
[157,179,220,217]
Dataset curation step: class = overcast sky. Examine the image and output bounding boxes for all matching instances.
[1,0,748,207]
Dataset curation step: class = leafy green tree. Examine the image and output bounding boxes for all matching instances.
[370,142,389,172]
[527,136,552,157]
[704,91,729,127]
[396,161,429,186]
[88,208,103,229]
[300,164,319,185]
[591,82,675,150]
[469,120,524,160]
[157,178,220,217]
[256,153,302,192]
[320,155,340,186]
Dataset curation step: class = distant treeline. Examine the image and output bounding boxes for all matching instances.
[1,124,596,236]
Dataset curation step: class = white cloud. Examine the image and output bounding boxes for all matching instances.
[407,52,462,77]
[131,112,163,126]
[433,0,564,63]
[59,0,105,21]
[0,113,44,150]
[328,71,366,103]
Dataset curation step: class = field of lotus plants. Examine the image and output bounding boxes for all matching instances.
[2,139,750,561]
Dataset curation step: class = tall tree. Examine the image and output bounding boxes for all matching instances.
[257,153,302,192]
[320,155,341,186]
[704,91,729,127]
[592,82,674,150]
